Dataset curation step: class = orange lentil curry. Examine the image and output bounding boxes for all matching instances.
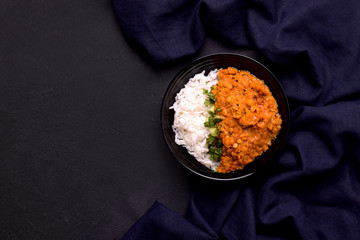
[212,67,282,173]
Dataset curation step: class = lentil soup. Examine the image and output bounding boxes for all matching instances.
[213,67,282,173]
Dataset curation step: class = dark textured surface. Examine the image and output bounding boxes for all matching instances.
[0,1,261,239]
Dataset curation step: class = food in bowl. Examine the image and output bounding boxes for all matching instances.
[171,67,282,173]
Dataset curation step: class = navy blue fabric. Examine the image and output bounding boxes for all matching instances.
[114,0,360,239]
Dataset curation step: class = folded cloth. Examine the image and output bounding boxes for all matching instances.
[114,0,360,239]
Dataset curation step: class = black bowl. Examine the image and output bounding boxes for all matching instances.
[161,53,289,180]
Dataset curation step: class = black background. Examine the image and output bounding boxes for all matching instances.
[0,1,266,239]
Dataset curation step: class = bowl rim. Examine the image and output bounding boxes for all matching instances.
[160,53,290,181]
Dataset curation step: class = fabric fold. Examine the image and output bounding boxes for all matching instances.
[112,0,205,64]
[122,201,219,240]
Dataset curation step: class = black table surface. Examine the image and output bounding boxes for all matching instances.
[1,1,268,239]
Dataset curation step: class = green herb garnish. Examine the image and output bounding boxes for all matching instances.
[207,138,223,161]
[203,86,223,162]
[203,88,215,104]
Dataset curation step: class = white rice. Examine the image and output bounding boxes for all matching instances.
[170,69,219,170]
